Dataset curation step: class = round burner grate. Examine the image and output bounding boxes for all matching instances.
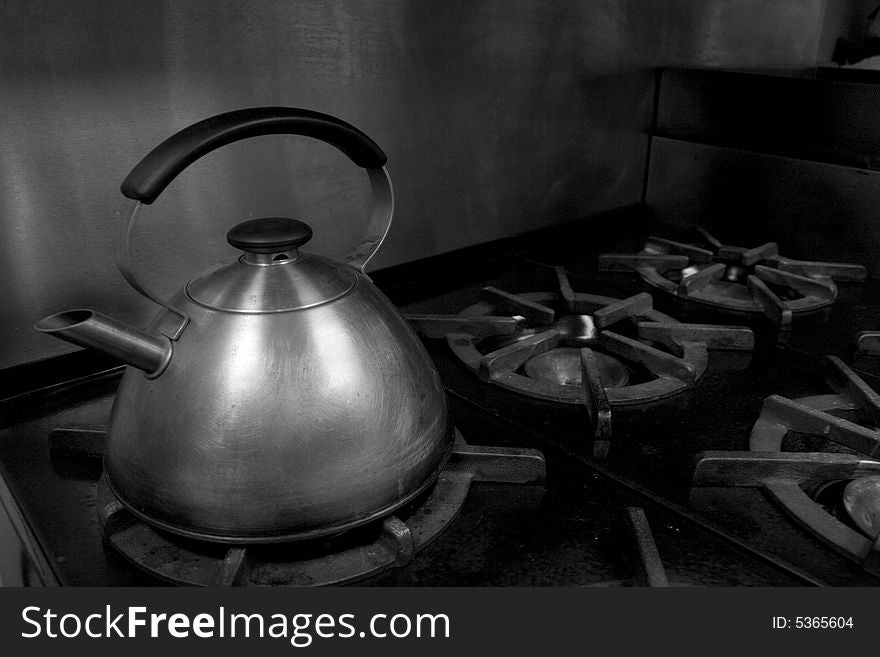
[599,228,866,343]
[690,356,880,576]
[96,439,546,586]
[408,267,753,408]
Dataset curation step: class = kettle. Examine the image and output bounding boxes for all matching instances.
[36,108,454,543]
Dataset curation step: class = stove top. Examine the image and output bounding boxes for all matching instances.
[0,364,805,586]
[2,208,878,587]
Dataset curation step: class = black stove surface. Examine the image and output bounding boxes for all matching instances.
[0,351,813,587]
[2,208,878,587]
[392,212,880,587]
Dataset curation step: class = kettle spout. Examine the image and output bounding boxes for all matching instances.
[35,309,172,378]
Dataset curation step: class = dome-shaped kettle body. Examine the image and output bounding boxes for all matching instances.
[106,260,454,542]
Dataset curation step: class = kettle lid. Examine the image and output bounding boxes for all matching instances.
[226,216,314,254]
[185,217,357,313]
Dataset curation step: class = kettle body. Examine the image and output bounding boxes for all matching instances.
[108,269,453,542]
[37,108,454,543]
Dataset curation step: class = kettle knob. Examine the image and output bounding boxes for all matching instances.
[227,217,313,254]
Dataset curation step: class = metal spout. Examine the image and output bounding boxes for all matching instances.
[35,309,172,378]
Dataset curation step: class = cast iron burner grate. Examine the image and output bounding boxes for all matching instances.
[689,357,880,576]
[49,427,545,586]
[598,227,867,343]
[407,267,753,457]
[585,506,673,587]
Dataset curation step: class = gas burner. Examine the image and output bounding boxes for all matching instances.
[407,267,752,458]
[690,356,880,576]
[408,267,753,407]
[50,427,545,586]
[599,228,867,343]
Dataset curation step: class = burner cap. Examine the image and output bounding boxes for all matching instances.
[524,348,630,388]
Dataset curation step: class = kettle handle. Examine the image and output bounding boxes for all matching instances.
[121,107,387,204]
[115,108,395,340]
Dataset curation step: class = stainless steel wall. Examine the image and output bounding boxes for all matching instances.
[646,137,880,275]
[645,65,880,276]
[1,0,832,368]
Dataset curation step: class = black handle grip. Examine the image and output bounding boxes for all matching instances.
[121,107,388,204]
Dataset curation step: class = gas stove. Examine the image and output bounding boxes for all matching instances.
[1,208,878,587]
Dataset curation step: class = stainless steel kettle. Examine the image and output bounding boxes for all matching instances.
[36,108,454,543]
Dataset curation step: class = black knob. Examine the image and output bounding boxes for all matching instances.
[227,217,313,254]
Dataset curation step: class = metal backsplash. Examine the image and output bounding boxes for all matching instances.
[646,137,880,275]
[1,0,831,368]
[646,64,880,277]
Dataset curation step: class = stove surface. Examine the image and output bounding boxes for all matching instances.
[394,214,880,587]
[0,360,807,586]
[2,209,878,587]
